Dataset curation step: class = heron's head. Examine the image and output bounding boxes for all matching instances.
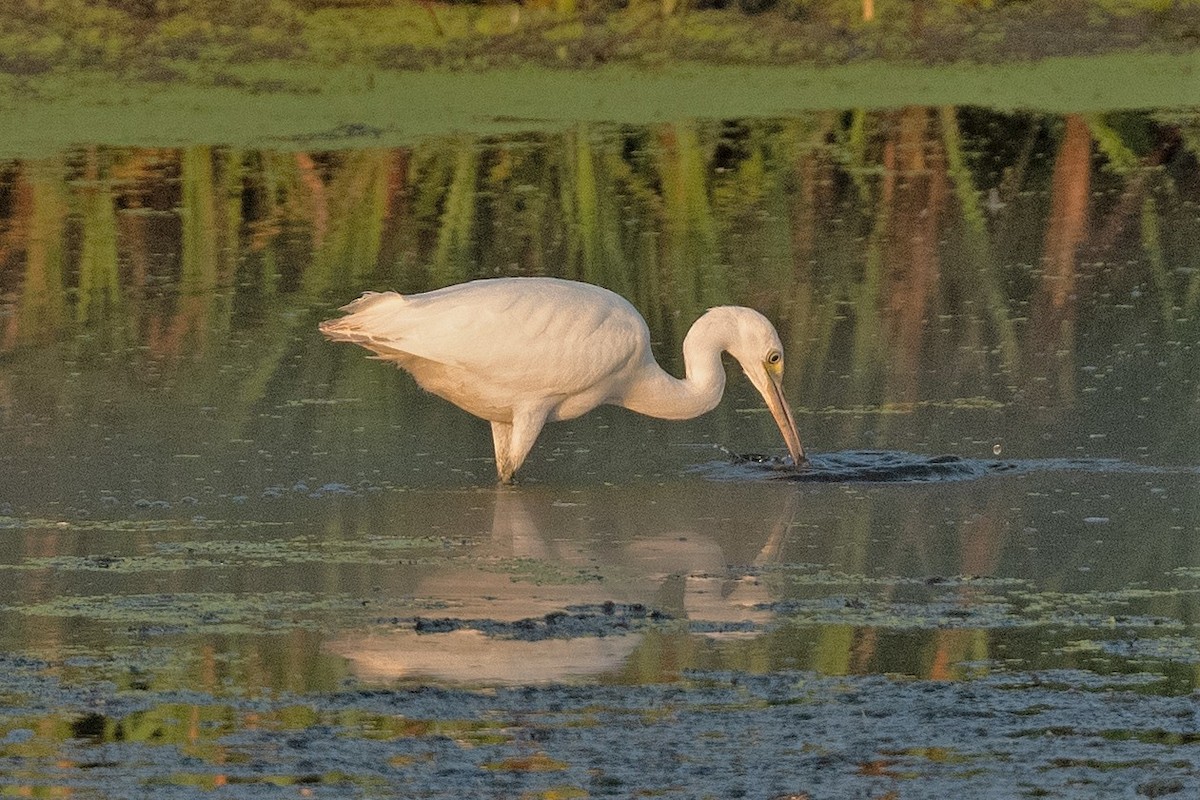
[703,307,807,466]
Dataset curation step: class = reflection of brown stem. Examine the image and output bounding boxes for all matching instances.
[0,175,32,351]
[1028,115,1091,404]
[883,107,945,404]
[1041,115,1091,312]
[112,151,159,295]
[929,634,953,680]
[960,516,1002,578]
[12,162,67,350]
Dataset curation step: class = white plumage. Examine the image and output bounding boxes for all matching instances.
[320,277,805,482]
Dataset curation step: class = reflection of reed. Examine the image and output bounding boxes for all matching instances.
[656,122,725,336]
[883,107,945,404]
[306,149,394,294]
[6,160,66,349]
[431,138,478,285]
[1085,116,1183,324]
[76,150,121,328]
[1041,114,1091,314]
[1029,114,1091,406]
[0,109,1195,453]
[940,106,1019,374]
[148,147,224,359]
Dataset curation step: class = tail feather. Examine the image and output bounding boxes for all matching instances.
[338,290,401,314]
[319,291,408,352]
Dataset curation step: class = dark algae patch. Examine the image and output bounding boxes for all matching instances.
[411,603,676,640]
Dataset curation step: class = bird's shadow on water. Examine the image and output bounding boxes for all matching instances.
[696,449,1197,484]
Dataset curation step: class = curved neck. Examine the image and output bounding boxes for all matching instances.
[618,314,728,421]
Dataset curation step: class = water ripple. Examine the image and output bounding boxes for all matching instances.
[698,449,1196,483]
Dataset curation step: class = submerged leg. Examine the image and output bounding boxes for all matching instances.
[506,407,549,481]
[490,408,549,484]
[490,421,515,483]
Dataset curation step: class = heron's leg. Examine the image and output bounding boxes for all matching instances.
[490,421,515,483]
[491,409,549,483]
[502,407,550,484]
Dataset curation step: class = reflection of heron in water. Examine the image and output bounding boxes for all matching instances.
[325,488,802,684]
[326,489,641,685]
[319,277,805,482]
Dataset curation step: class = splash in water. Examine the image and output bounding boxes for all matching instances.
[699,449,1191,484]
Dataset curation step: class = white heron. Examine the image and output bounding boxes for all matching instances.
[319,277,806,483]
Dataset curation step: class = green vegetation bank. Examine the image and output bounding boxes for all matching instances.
[3,0,1199,79]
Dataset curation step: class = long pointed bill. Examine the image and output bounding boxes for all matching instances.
[761,372,806,466]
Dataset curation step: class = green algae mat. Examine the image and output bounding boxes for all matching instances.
[2,52,1198,156]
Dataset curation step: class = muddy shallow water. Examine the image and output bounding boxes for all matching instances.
[1,105,1199,797]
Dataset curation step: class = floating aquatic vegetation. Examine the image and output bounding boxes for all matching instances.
[4,592,368,634]
[1,554,225,572]
[752,566,1200,635]
[753,567,1028,590]
[0,533,465,574]
[480,557,606,586]
[1065,636,1200,665]
[0,516,261,533]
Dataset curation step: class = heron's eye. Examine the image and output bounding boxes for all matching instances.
[766,351,782,365]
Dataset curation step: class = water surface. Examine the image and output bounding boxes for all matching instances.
[1,105,1199,797]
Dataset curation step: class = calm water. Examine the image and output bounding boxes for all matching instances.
[1,107,1199,794]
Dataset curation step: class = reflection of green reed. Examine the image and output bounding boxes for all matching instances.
[76,177,120,327]
[1090,114,1195,325]
[1087,115,1140,174]
[1,109,1197,451]
[181,147,219,295]
[655,122,726,338]
[778,115,844,396]
[568,126,601,280]
[939,107,1019,372]
[432,138,478,285]
[849,130,887,400]
[305,149,393,295]
[564,125,630,296]
[843,109,874,206]
[1183,125,1200,314]
[15,160,67,346]
[173,146,227,357]
[1140,196,1175,324]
